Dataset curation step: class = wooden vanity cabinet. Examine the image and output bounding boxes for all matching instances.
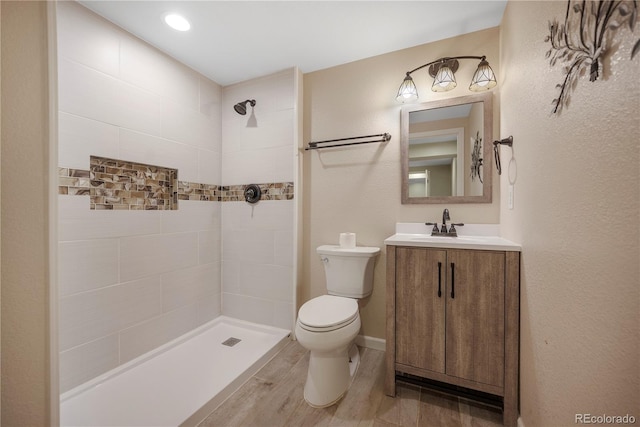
[385,245,520,427]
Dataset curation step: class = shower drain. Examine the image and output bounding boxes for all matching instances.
[221,337,242,347]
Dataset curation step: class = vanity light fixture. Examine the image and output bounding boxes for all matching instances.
[164,13,191,32]
[396,56,496,102]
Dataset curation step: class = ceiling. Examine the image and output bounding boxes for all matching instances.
[79,1,507,86]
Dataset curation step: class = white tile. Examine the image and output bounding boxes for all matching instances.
[222,293,273,326]
[237,264,293,302]
[200,77,222,120]
[58,195,162,241]
[196,291,221,325]
[119,232,198,282]
[114,80,162,136]
[120,36,200,110]
[161,263,219,313]
[56,1,120,78]
[119,128,198,182]
[273,301,294,331]
[221,146,293,184]
[161,101,219,151]
[58,112,119,170]
[162,201,219,234]
[59,276,162,351]
[221,260,240,294]
[198,230,220,265]
[222,200,293,232]
[274,230,294,267]
[58,239,119,297]
[223,109,293,153]
[119,305,198,363]
[198,149,222,185]
[58,58,120,126]
[59,334,120,393]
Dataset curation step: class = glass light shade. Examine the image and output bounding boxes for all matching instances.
[431,65,457,92]
[469,60,497,91]
[396,75,418,102]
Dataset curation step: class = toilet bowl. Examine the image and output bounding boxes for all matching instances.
[295,295,362,408]
[295,245,379,408]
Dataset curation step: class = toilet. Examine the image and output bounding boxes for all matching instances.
[295,244,380,408]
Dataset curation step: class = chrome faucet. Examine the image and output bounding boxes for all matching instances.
[425,208,464,236]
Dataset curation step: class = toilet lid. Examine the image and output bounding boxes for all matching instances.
[298,295,359,332]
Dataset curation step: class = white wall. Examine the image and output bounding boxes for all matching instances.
[500,1,639,425]
[221,69,298,331]
[56,2,222,392]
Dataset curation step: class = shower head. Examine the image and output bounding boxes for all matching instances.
[233,99,256,115]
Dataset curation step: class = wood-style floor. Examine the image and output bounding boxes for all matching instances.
[197,339,503,427]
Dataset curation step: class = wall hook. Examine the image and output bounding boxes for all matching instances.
[493,136,513,175]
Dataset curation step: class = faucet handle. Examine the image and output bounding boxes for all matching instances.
[425,222,440,233]
[449,223,464,234]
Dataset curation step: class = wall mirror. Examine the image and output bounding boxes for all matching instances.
[401,92,492,204]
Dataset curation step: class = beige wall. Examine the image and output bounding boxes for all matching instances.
[1,1,52,425]
[302,28,500,339]
[500,1,639,425]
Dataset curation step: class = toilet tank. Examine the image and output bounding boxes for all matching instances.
[317,245,380,298]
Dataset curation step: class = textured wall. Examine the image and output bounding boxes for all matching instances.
[1,1,52,425]
[499,1,639,425]
[302,28,500,340]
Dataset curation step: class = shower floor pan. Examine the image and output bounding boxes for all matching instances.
[60,316,290,427]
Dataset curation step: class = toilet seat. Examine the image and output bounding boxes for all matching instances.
[298,295,359,332]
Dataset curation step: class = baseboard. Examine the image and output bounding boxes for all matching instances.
[518,416,525,427]
[355,335,386,351]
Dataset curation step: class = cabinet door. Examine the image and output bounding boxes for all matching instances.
[395,247,447,374]
[446,250,505,387]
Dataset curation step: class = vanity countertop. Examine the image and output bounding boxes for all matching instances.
[384,223,521,252]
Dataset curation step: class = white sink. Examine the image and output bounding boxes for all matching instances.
[384,223,521,251]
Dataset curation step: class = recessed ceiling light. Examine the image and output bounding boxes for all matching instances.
[164,14,191,32]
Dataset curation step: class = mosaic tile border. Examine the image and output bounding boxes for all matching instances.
[59,166,294,209]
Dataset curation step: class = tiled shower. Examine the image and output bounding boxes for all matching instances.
[56,2,297,393]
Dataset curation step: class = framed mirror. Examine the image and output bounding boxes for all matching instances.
[401,92,493,204]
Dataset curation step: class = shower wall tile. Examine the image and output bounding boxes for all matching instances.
[200,77,222,120]
[196,291,222,325]
[120,36,200,110]
[57,1,225,392]
[120,232,199,282]
[58,239,119,297]
[56,1,120,78]
[119,304,199,364]
[222,293,275,326]
[59,276,162,351]
[58,57,120,126]
[161,200,219,234]
[238,264,293,303]
[161,102,220,152]
[59,195,163,241]
[198,149,222,185]
[59,334,120,393]
[161,263,219,313]
[59,112,119,170]
[198,230,221,265]
[119,129,199,183]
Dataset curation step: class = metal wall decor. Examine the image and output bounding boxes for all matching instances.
[470,131,483,183]
[545,0,639,115]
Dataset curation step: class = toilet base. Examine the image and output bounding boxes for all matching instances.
[303,343,360,408]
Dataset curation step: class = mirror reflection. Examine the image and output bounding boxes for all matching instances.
[401,93,492,204]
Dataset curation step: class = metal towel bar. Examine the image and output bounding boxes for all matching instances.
[305,133,391,151]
